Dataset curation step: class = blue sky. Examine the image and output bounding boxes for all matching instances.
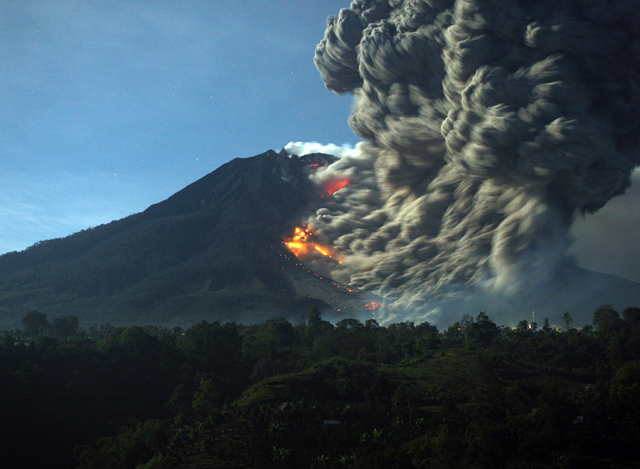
[0,0,357,253]
[1,0,639,283]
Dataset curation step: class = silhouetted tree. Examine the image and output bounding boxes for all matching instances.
[179,321,244,373]
[364,319,380,330]
[336,318,364,331]
[52,315,80,338]
[303,307,333,348]
[608,359,640,436]
[561,312,573,331]
[593,305,622,335]
[460,314,474,332]
[22,310,50,337]
[623,307,640,327]
[242,317,297,378]
[466,312,499,346]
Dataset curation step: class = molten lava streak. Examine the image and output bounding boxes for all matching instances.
[284,226,340,262]
[324,178,350,195]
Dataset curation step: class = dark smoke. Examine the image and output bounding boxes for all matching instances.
[309,0,640,323]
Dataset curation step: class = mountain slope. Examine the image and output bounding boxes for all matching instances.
[2,149,639,329]
[0,150,370,328]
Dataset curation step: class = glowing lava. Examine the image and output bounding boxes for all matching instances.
[284,226,340,262]
[324,178,350,195]
[315,245,330,256]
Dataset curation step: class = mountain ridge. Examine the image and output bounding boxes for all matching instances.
[0,149,372,328]
[1,149,640,329]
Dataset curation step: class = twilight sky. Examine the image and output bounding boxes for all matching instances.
[1,0,639,283]
[0,0,356,252]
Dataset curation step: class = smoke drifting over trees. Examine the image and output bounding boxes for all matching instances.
[306,0,640,321]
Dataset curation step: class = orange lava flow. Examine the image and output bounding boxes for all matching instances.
[365,302,383,311]
[284,226,340,262]
[314,245,330,256]
[325,179,350,195]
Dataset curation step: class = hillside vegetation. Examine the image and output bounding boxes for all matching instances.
[3,305,640,468]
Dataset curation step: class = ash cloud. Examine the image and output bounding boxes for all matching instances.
[570,169,640,283]
[309,0,640,322]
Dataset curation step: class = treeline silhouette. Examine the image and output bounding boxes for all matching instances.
[2,305,640,468]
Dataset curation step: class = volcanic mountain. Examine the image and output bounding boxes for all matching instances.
[0,150,377,329]
[1,149,640,330]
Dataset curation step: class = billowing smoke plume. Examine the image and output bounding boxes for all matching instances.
[308,0,640,322]
[284,142,361,159]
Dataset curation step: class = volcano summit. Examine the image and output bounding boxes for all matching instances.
[0,146,639,329]
[0,150,381,329]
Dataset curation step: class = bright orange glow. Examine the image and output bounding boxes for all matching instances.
[325,179,350,195]
[284,226,341,263]
[315,245,330,256]
[292,226,310,242]
[365,302,383,311]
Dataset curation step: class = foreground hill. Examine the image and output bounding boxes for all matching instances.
[0,150,371,328]
[5,310,634,468]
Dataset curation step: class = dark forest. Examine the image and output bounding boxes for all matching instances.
[2,305,640,468]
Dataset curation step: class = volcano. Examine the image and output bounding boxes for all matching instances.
[0,150,379,329]
[1,149,639,330]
